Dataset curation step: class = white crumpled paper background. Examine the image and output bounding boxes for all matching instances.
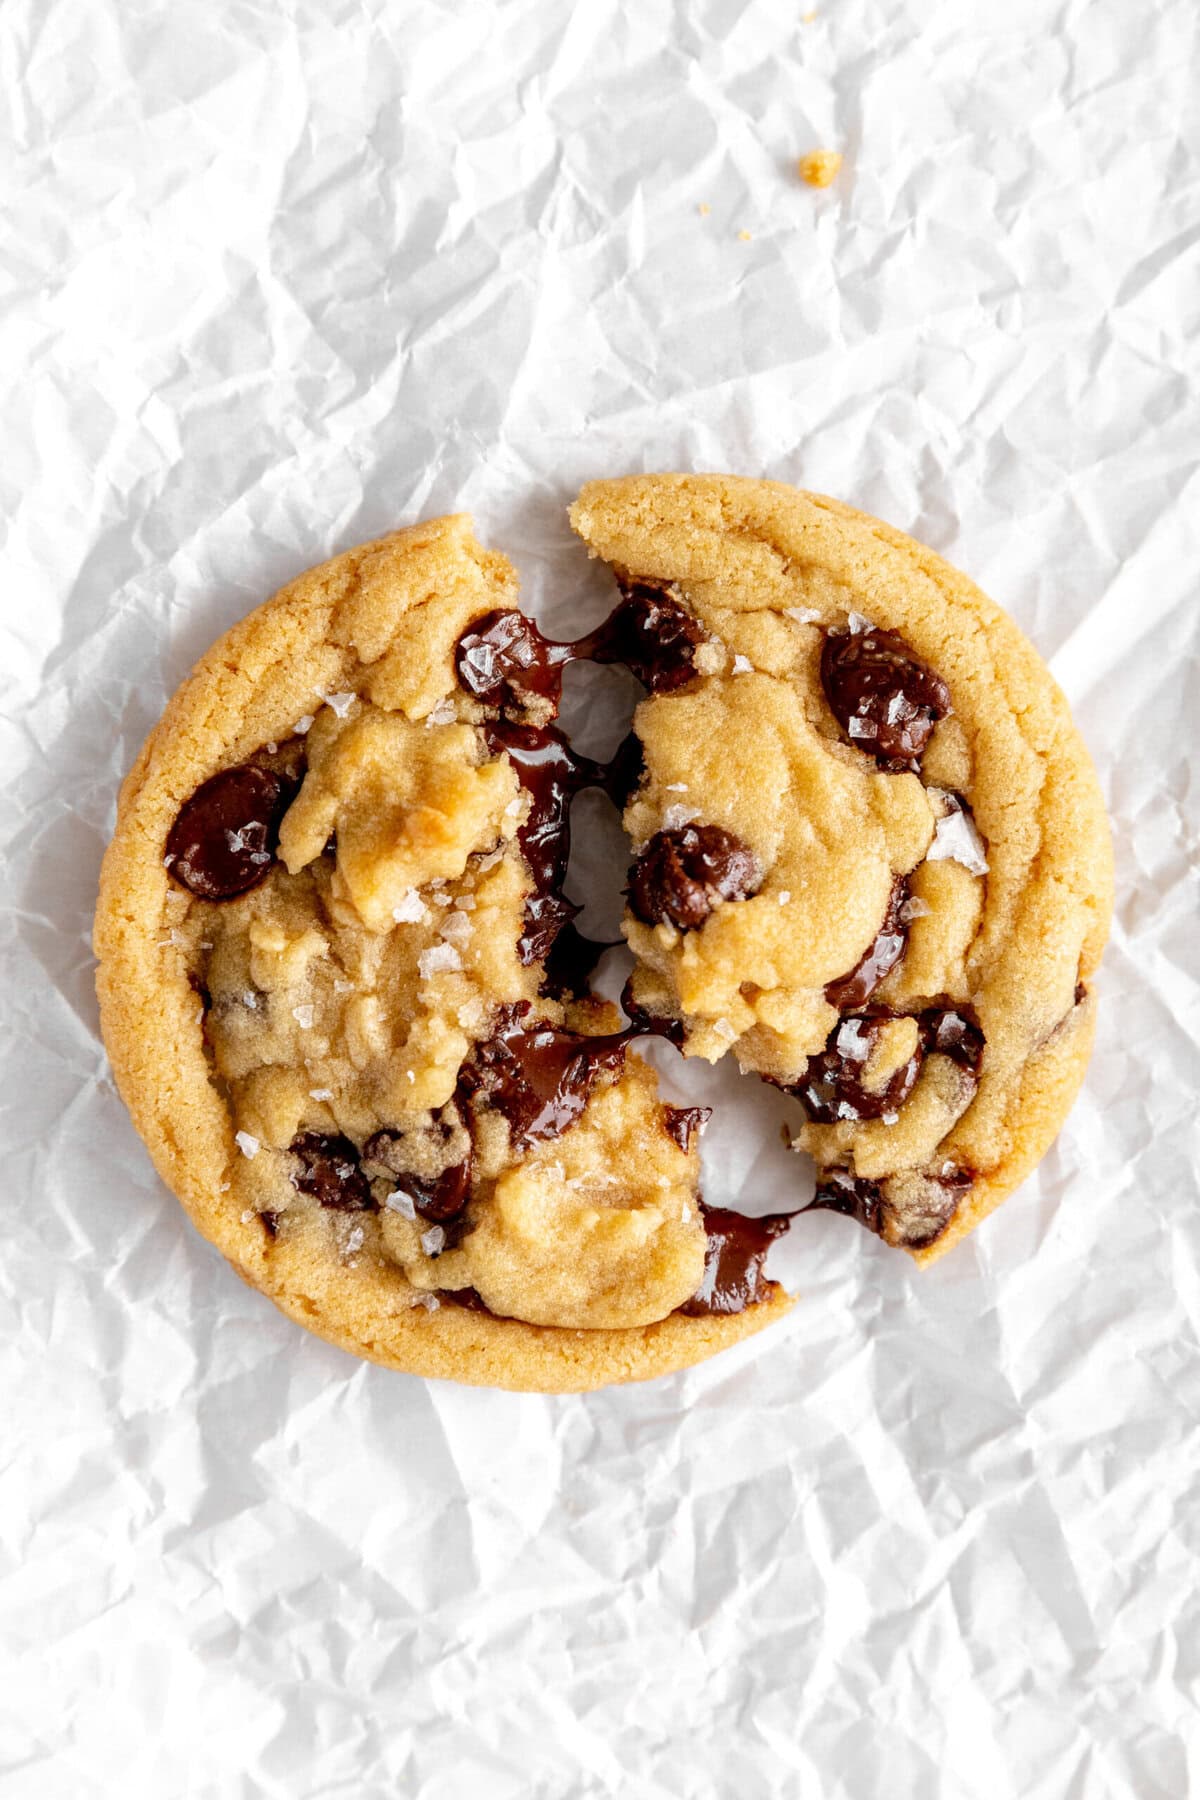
[4,1,1198,1794]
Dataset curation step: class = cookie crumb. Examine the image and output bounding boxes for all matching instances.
[798,149,842,188]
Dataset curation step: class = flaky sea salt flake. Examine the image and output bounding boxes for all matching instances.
[732,654,754,674]
[235,1131,260,1159]
[784,606,822,624]
[291,1004,315,1029]
[836,1019,872,1061]
[309,1087,334,1101]
[847,611,875,635]
[927,809,990,876]
[317,689,357,718]
[439,910,473,947]
[425,697,456,726]
[421,1225,446,1256]
[391,889,428,924]
[386,1189,417,1219]
[418,943,462,979]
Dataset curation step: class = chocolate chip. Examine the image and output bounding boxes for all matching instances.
[440,1285,492,1313]
[807,1165,971,1250]
[784,1000,983,1126]
[629,825,761,930]
[678,1203,793,1315]
[584,579,708,694]
[166,764,292,900]
[460,1002,631,1148]
[807,1170,886,1235]
[289,1132,374,1211]
[1074,981,1087,1006]
[924,1004,984,1075]
[362,1106,472,1222]
[455,611,569,714]
[820,627,950,771]
[662,1105,711,1153]
[824,878,908,1010]
[787,1012,924,1123]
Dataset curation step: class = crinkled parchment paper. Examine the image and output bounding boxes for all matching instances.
[3,1,1198,1794]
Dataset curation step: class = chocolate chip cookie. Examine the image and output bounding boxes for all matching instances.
[95,515,790,1393]
[569,475,1112,1259]
[95,483,1111,1392]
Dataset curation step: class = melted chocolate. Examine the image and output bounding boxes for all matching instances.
[454,583,707,721]
[663,1105,711,1153]
[821,626,951,771]
[678,1204,794,1316]
[924,1004,984,1075]
[807,1170,886,1235]
[540,922,618,1001]
[790,1013,923,1124]
[628,825,761,930]
[824,878,908,1009]
[807,1165,972,1250]
[289,1132,375,1212]
[584,579,708,694]
[482,718,632,976]
[455,610,573,714]
[619,975,687,1047]
[460,1002,633,1149]
[166,764,293,900]
[783,1000,984,1126]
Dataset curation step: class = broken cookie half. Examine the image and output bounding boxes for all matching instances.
[94,481,1111,1392]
